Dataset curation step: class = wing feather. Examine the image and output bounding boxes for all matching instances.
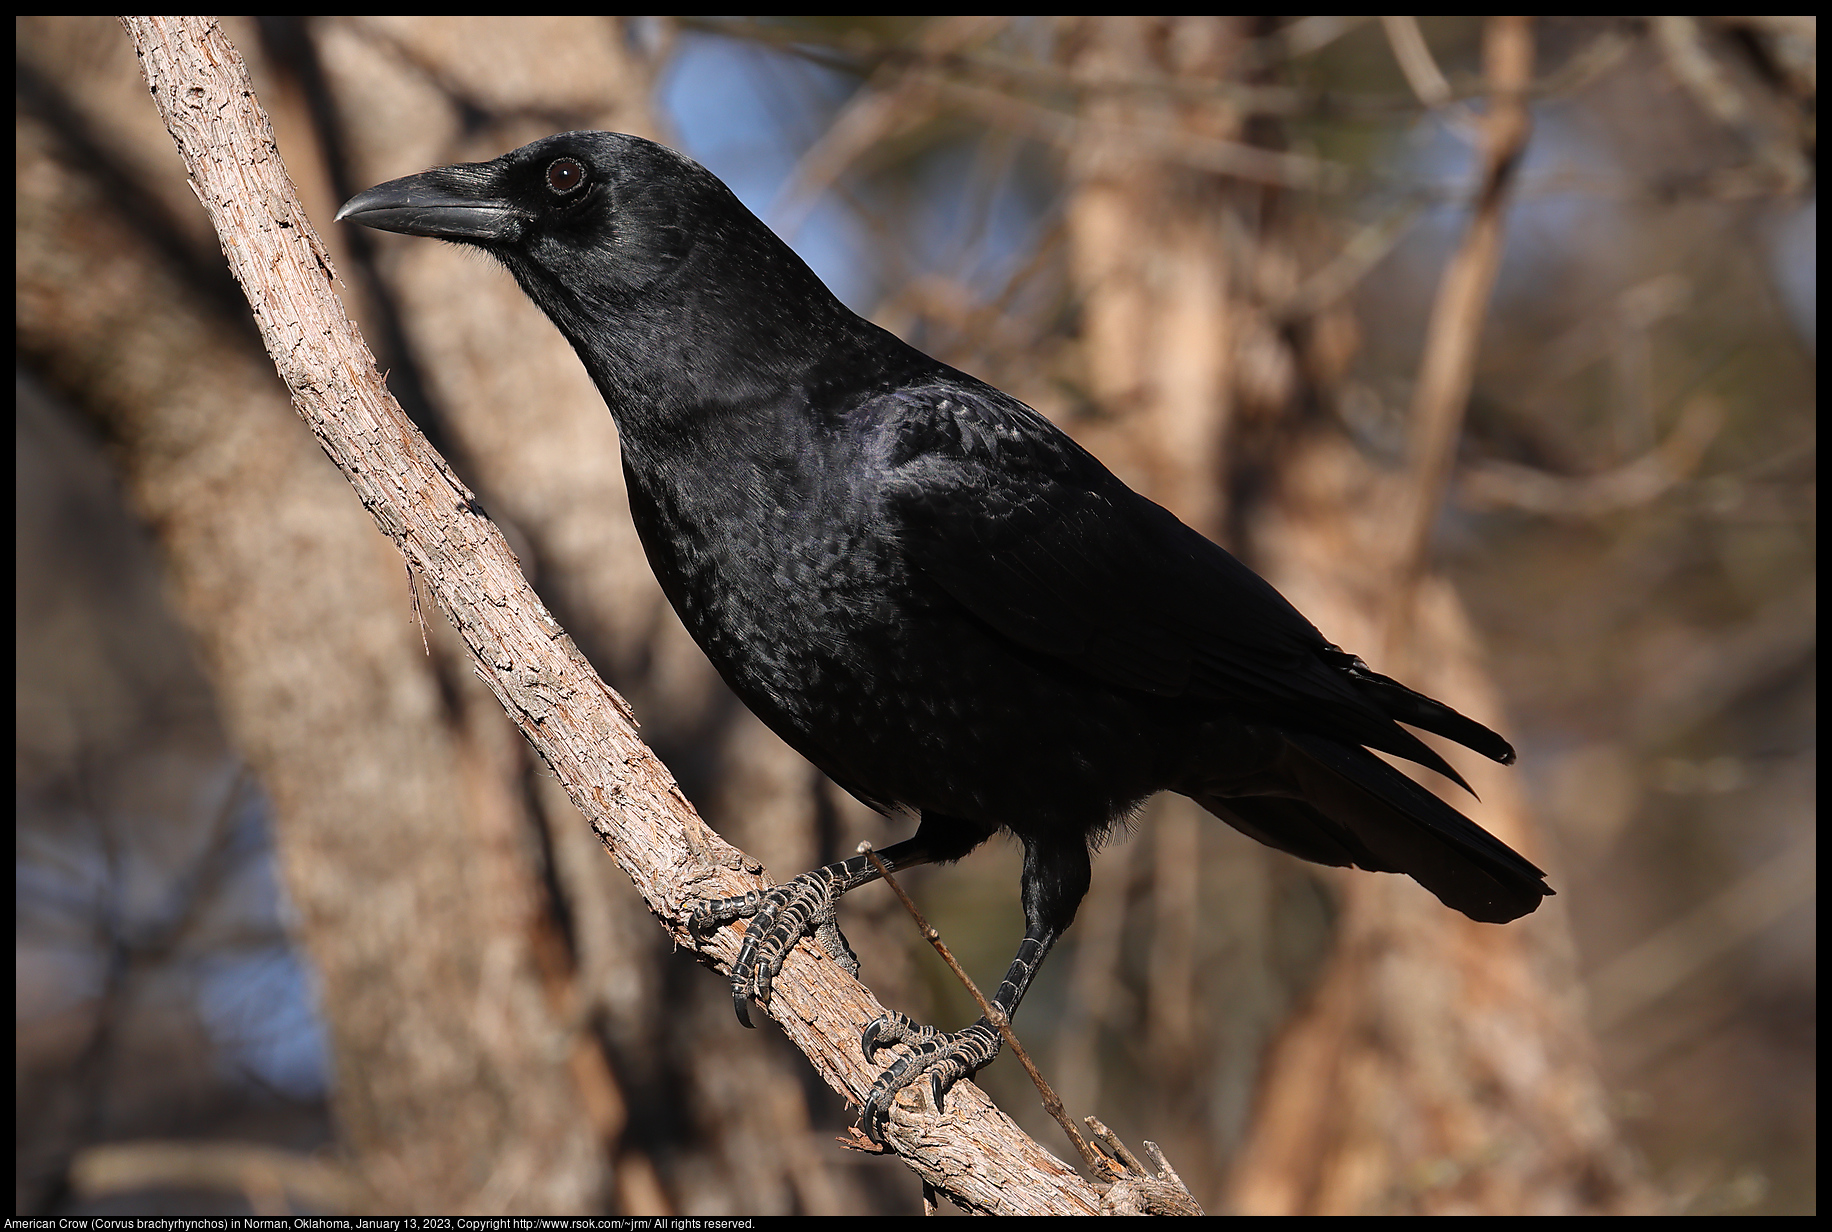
[876,383,1508,786]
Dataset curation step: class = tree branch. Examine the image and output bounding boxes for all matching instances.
[119,14,1097,1215]
[1387,15,1535,657]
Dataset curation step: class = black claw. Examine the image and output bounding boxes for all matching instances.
[855,1017,1004,1144]
[863,1093,891,1145]
[694,867,858,1034]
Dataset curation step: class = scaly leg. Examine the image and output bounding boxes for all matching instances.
[858,832,1091,1142]
[689,813,994,1027]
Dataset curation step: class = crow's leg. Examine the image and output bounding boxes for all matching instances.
[690,812,994,1027]
[859,831,1091,1143]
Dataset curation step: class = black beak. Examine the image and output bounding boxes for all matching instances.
[336,164,523,242]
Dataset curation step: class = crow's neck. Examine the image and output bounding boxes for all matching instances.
[545,278,934,467]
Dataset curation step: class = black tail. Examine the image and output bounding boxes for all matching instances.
[1194,730,1550,924]
[1319,645,1518,774]
[1352,664,1517,767]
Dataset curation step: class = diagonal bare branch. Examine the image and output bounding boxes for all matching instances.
[1386,15,1536,658]
[118,14,1099,1215]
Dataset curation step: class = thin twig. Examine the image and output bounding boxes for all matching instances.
[1456,395,1723,517]
[1651,16,1809,193]
[931,74,1345,191]
[1385,15,1536,659]
[1380,16,1452,108]
[71,1140,372,1215]
[769,15,1004,237]
[1588,830,1816,1030]
[405,557,430,655]
[858,842,1114,1181]
[1083,1115,1205,1215]
[1084,1116,1146,1174]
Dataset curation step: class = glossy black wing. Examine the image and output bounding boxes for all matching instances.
[874,381,1509,786]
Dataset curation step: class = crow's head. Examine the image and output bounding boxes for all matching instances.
[338,131,862,415]
[336,131,740,296]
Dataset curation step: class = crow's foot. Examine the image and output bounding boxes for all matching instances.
[690,869,860,1027]
[858,1012,1002,1143]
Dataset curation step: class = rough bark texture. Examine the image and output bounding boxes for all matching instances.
[113,15,1103,1215]
[18,56,603,1213]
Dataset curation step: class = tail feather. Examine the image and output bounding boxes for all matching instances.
[1347,659,1517,767]
[1194,730,1550,924]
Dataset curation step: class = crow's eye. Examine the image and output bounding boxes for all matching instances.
[546,158,586,196]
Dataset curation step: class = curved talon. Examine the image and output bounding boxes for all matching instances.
[861,1010,927,1057]
[856,1018,1003,1144]
[689,869,855,1028]
[860,1013,896,1059]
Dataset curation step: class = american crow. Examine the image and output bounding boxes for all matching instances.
[339,131,1551,1142]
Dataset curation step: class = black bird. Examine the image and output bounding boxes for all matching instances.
[338,131,1552,1141]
